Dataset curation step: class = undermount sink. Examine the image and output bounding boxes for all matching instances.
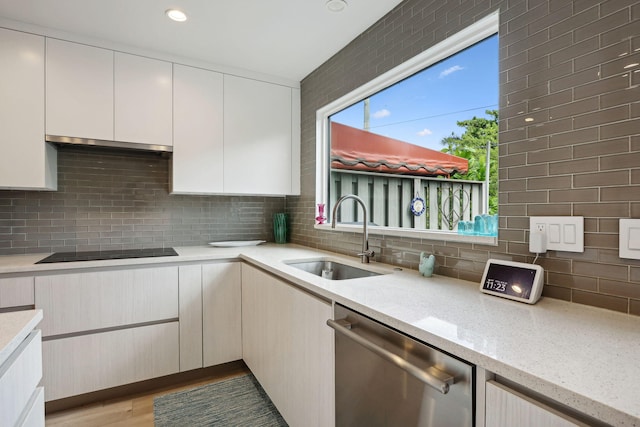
[285,258,384,280]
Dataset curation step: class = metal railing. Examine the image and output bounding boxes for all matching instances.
[330,170,486,232]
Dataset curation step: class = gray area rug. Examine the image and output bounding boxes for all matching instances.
[154,374,288,426]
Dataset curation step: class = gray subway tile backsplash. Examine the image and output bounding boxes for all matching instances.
[287,0,640,315]
[0,147,285,254]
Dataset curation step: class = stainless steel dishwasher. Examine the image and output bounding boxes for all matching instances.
[328,304,474,426]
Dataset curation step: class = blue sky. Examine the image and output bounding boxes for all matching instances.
[330,34,498,152]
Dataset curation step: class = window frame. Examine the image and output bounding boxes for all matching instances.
[315,11,499,245]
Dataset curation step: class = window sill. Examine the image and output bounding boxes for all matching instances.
[314,223,498,246]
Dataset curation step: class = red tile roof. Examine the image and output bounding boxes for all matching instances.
[330,122,468,177]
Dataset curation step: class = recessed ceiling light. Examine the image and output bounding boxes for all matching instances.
[326,0,347,13]
[166,9,187,22]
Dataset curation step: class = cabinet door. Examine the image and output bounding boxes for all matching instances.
[291,87,301,195]
[114,52,172,146]
[172,64,224,194]
[35,266,179,337]
[203,262,242,367]
[42,322,179,401]
[46,39,114,140]
[485,380,589,427]
[178,264,203,372]
[0,28,56,190]
[223,75,293,195]
[242,265,334,427]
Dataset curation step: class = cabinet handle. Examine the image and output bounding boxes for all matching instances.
[327,318,453,394]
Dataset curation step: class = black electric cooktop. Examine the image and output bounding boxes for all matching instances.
[36,247,179,264]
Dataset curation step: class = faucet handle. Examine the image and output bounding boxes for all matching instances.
[357,250,375,259]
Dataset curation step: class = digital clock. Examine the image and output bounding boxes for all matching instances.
[479,259,544,304]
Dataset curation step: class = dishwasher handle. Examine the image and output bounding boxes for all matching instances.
[327,318,453,394]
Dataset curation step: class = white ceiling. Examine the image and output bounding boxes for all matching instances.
[0,0,404,82]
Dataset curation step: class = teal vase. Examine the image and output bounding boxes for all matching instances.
[273,213,288,244]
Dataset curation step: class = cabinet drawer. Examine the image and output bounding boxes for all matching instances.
[43,322,179,401]
[35,267,179,336]
[0,276,34,308]
[18,387,44,427]
[486,380,589,427]
[0,330,43,427]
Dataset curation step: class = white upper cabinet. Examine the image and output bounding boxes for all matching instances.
[291,87,301,195]
[0,28,57,190]
[45,39,114,140]
[223,75,298,195]
[114,52,173,146]
[2,25,300,193]
[46,42,172,147]
[172,64,224,194]
[173,71,300,196]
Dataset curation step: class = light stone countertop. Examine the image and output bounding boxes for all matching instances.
[0,309,42,367]
[0,244,638,426]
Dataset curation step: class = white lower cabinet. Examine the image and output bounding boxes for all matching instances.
[35,266,180,401]
[0,276,34,309]
[203,263,242,367]
[0,330,43,427]
[242,264,334,427]
[485,380,590,427]
[178,264,204,372]
[42,322,179,401]
[178,262,242,372]
[35,267,179,337]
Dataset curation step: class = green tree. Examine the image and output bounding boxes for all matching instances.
[441,110,498,214]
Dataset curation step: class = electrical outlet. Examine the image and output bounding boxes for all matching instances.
[529,216,584,253]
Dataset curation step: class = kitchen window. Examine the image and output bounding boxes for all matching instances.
[315,12,499,244]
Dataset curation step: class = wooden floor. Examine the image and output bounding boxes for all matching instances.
[45,364,250,427]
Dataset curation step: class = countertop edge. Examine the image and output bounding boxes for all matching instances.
[0,309,43,367]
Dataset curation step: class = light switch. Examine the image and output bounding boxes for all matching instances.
[564,224,576,244]
[548,224,561,244]
[620,219,640,260]
[629,228,640,250]
[529,216,584,253]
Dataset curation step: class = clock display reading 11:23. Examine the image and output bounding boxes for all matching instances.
[480,259,544,304]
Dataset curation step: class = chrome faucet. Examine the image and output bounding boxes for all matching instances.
[331,194,375,263]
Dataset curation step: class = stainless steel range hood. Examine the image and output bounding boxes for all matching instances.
[46,135,173,153]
